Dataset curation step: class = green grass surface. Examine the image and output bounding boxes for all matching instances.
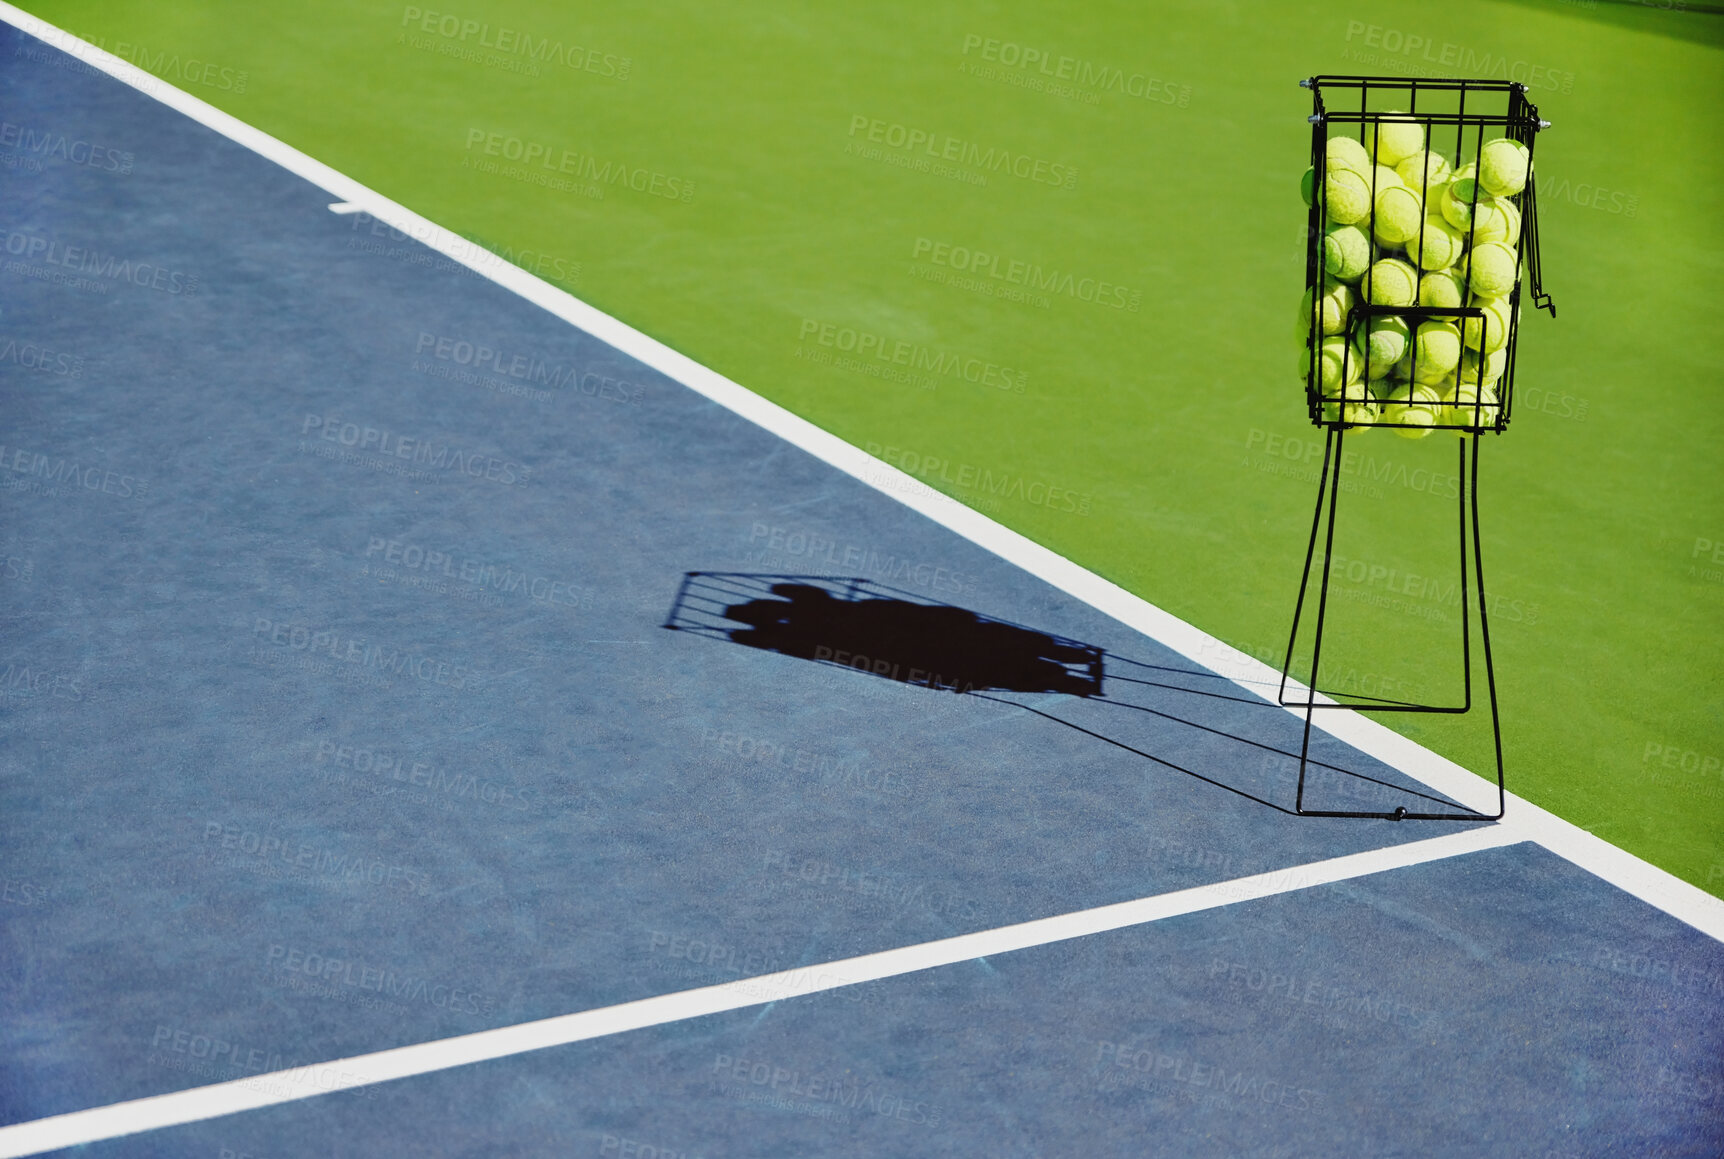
[24,0,1723,892]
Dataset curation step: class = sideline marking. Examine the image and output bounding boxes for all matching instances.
[0,829,1518,1156]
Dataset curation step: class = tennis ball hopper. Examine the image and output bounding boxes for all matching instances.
[1285,76,1556,820]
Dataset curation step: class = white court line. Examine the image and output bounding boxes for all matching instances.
[0,3,1721,1150]
[0,828,1520,1157]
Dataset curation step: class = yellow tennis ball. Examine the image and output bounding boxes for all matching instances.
[1298,280,1356,337]
[1468,199,1519,246]
[1301,166,1315,207]
[1460,296,1515,353]
[1317,377,1372,422]
[1302,337,1365,393]
[1326,136,1372,176]
[1443,380,1501,431]
[1467,242,1519,299]
[1459,346,1508,387]
[1364,258,1419,307]
[1394,150,1452,194]
[1318,373,1376,424]
[1478,138,1530,197]
[1342,400,1381,427]
[1372,185,1423,247]
[1322,224,1372,283]
[1419,268,1467,308]
[1320,393,1377,426]
[1411,214,1465,272]
[1380,383,1442,438]
[1362,316,1411,379]
[1440,177,1496,232]
[1364,111,1424,167]
[1329,372,1370,398]
[1324,168,1372,225]
[1476,199,1521,247]
[1498,199,1522,246]
[1374,378,1433,403]
[1451,380,1500,408]
[1372,376,1410,402]
[1412,322,1463,383]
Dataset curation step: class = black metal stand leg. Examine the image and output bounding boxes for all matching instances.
[1279,426,1337,709]
[1456,436,1474,713]
[1294,424,1347,813]
[1467,433,1509,820]
[1279,428,1506,821]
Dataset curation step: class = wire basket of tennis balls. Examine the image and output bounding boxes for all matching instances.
[1297,77,1555,437]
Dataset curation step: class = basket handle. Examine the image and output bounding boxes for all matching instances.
[1518,91,1556,318]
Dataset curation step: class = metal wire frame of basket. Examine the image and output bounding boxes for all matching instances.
[1300,75,1556,435]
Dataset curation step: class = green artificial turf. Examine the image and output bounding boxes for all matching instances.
[23,0,1723,893]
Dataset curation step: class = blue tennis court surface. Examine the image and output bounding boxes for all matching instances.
[1,21,1720,1157]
